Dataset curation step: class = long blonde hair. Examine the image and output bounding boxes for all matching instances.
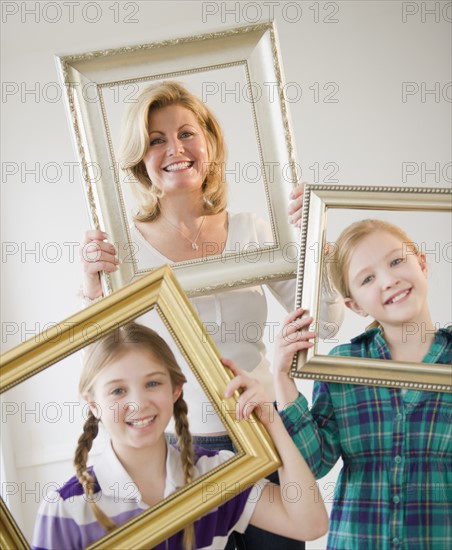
[119,80,227,222]
[328,219,420,330]
[74,322,196,549]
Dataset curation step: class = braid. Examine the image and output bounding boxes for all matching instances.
[174,395,196,550]
[73,411,117,533]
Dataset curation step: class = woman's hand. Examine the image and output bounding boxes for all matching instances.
[79,229,119,299]
[288,182,305,228]
[223,358,274,425]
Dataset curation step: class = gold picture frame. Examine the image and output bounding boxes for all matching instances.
[56,21,299,297]
[291,184,452,392]
[0,265,281,549]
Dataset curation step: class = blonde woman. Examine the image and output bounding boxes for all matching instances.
[80,81,343,549]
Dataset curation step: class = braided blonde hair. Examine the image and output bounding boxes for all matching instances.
[74,322,196,548]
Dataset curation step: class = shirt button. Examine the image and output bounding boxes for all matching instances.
[395,413,403,421]
[393,538,400,545]
[393,495,400,504]
[394,455,402,464]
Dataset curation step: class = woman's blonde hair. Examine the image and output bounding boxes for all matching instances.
[119,80,228,222]
[328,219,420,330]
[74,322,196,549]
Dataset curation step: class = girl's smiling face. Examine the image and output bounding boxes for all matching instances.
[344,230,429,328]
[88,348,181,459]
[143,104,209,197]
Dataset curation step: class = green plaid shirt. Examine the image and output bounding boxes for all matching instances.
[280,327,452,550]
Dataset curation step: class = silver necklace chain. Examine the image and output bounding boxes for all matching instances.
[161,214,206,251]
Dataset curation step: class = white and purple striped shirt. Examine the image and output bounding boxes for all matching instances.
[32,441,267,550]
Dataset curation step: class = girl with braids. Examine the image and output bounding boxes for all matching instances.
[273,219,452,550]
[32,322,328,550]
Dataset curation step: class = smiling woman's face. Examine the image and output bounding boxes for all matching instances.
[142,104,209,198]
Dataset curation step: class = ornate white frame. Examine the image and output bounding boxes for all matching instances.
[56,22,299,296]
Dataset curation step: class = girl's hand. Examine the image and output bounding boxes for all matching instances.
[274,307,317,376]
[223,358,274,425]
[288,182,305,228]
[79,229,119,299]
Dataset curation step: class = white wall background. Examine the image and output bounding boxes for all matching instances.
[1,1,451,548]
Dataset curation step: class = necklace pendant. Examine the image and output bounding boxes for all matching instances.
[192,243,199,251]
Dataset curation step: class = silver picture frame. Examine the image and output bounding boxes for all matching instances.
[56,22,299,296]
[292,184,452,392]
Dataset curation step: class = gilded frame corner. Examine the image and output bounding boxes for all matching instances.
[0,265,280,549]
